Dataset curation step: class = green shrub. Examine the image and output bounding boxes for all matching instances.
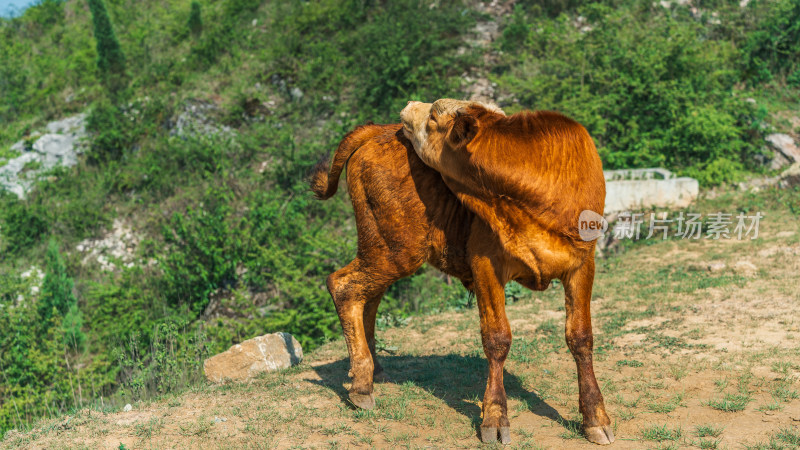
[740,0,800,85]
[39,239,86,349]
[188,1,202,36]
[0,195,49,255]
[86,98,131,162]
[495,2,762,185]
[160,187,241,315]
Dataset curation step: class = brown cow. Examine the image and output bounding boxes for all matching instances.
[310,123,474,401]
[311,115,612,444]
[400,99,613,444]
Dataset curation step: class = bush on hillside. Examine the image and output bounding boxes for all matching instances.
[0,194,49,256]
[495,2,763,185]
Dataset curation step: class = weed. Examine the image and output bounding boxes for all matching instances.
[616,359,644,368]
[772,385,799,403]
[641,424,682,441]
[706,393,751,412]
[133,417,163,438]
[695,424,724,438]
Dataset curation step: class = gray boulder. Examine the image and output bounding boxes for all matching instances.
[203,332,303,383]
[765,133,800,169]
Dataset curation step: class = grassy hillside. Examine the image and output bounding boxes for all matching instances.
[1,0,799,437]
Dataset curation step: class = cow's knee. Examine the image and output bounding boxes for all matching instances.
[483,327,512,360]
[327,270,357,311]
[566,330,593,360]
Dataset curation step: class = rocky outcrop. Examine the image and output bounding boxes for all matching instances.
[203,332,303,383]
[765,133,800,170]
[0,114,87,198]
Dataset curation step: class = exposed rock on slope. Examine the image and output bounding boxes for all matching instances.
[0,114,87,198]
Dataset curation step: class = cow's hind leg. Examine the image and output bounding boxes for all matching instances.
[563,256,614,445]
[363,294,387,381]
[327,258,406,410]
[470,249,512,444]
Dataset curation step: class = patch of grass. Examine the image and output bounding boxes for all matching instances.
[177,417,212,437]
[133,417,164,438]
[774,427,800,447]
[696,438,721,449]
[705,393,751,412]
[557,417,583,440]
[669,366,688,381]
[757,401,783,412]
[771,361,796,378]
[616,359,644,368]
[647,393,684,414]
[647,333,697,352]
[641,424,682,442]
[695,424,724,438]
[772,384,799,403]
[746,426,800,450]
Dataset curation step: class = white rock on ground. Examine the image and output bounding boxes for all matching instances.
[75,218,141,271]
[0,113,87,198]
[203,332,303,383]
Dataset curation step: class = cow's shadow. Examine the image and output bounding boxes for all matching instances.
[309,354,568,433]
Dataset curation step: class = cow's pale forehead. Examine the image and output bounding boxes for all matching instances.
[431,98,505,116]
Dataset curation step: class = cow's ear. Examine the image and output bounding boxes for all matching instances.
[447,108,478,151]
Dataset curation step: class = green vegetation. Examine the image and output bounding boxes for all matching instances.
[497,0,800,185]
[187,2,202,36]
[0,0,798,438]
[640,424,682,442]
[88,0,126,94]
[706,393,752,412]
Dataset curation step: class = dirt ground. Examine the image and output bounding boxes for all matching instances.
[4,191,800,449]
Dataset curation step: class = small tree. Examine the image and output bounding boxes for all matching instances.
[39,240,85,349]
[87,0,126,93]
[188,1,202,36]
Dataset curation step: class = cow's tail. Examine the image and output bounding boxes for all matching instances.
[309,122,380,200]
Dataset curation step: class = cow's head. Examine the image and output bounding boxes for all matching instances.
[400,99,504,170]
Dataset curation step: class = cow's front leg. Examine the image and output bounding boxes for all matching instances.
[471,251,512,444]
[563,257,614,445]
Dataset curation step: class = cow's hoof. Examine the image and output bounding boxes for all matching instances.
[349,392,375,410]
[480,426,511,444]
[585,425,615,445]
